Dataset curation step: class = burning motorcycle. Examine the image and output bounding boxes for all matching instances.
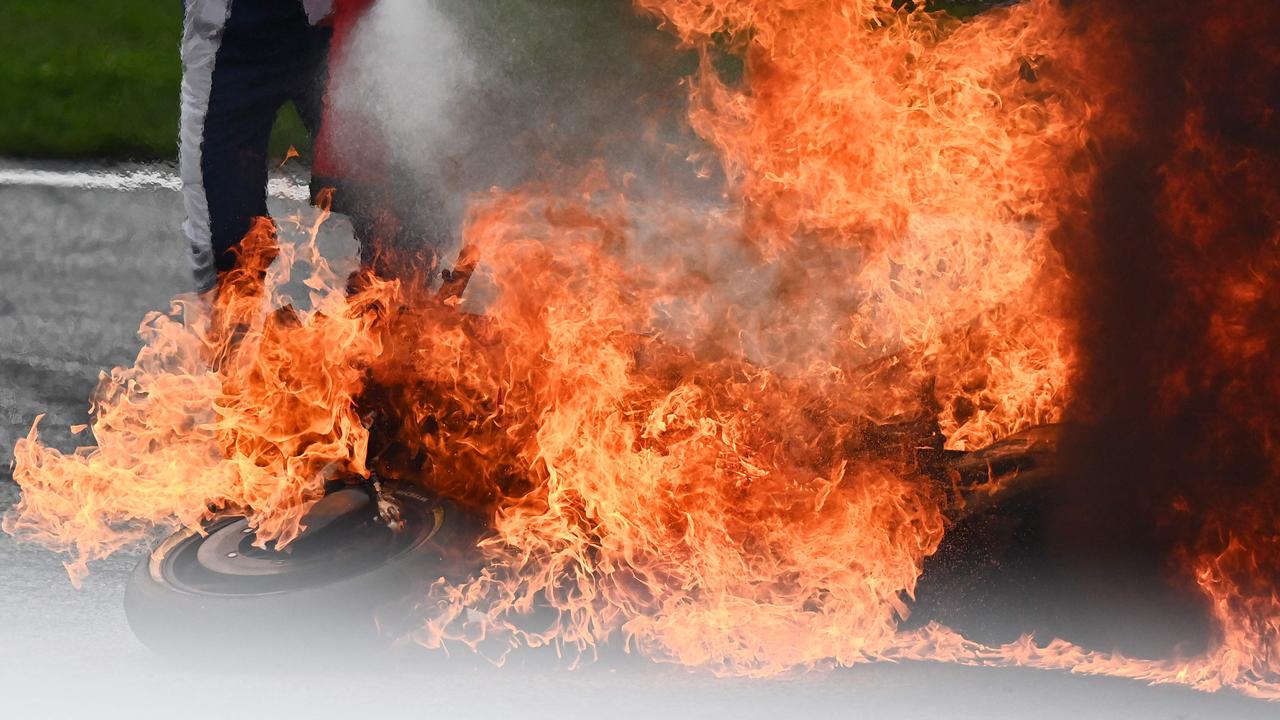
[126,0,1066,655]
[125,318,1065,653]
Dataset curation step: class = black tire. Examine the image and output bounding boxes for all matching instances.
[125,485,484,657]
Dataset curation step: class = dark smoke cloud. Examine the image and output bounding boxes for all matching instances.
[1049,0,1280,647]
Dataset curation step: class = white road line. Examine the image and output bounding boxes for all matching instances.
[0,167,311,203]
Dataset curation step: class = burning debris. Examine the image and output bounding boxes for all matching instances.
[4,0,1278,700]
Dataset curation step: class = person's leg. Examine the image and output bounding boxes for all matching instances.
[180,0,318,293]
[179,0,234,295]
[199,81,278,284]
[291,23,332,142]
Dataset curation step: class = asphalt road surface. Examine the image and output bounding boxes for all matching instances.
[0,163,1275,720]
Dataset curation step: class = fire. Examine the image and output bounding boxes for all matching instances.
[635,0,1083,450]
[4,206,391,585]
[4,0,1278,701]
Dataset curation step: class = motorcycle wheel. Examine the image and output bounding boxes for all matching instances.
[124,484,482,656]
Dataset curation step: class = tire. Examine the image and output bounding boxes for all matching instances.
[125,485,484,657]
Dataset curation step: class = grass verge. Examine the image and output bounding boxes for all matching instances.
[0,1,307,161]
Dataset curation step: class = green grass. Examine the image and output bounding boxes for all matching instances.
[0,0,308,161]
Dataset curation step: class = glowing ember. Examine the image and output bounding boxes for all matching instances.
[4,0,1277,700]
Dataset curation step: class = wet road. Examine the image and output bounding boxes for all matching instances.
[0,167,1274,719]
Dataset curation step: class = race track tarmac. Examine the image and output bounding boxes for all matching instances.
[0,166,1274,720]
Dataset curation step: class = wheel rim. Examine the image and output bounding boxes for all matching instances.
[150,486,445,597]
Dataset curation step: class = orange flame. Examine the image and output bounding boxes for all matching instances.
[5,207,383,585]
[4,0,1278,701]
